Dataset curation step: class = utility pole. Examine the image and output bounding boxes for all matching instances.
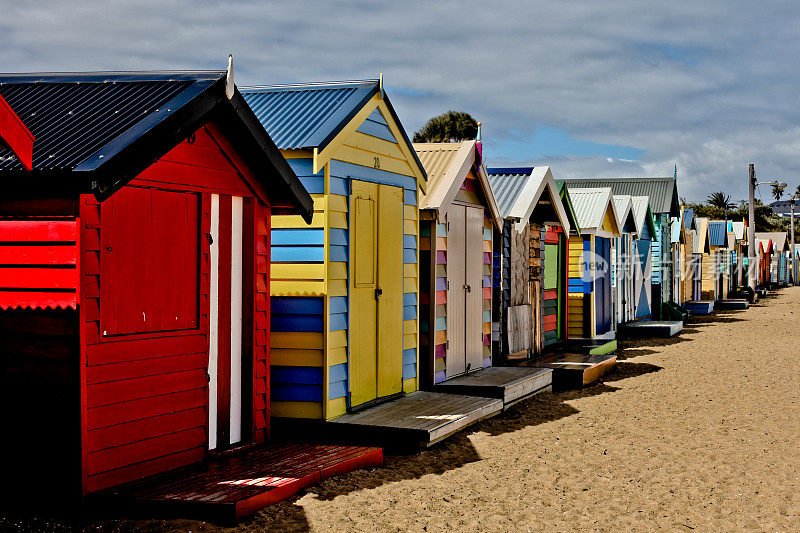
[748,164,757,291]
[789,194,797,285]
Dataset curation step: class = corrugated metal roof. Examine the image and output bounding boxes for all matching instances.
[487,167,533,217]
[415,142,463,207]
[241,80,376,150]
[756,231,788,251]
[566,186,614,231]
[631,196,654,238]
[487,166,570,234]
[613,195,635,233]
[415,141,501,229]
[0,72,208,172]
[561,176,679,216]
[0,70,313,220]
[730,221,745,241]
[708,220,728,247]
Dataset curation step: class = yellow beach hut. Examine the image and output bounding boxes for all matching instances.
[241,80,427,420]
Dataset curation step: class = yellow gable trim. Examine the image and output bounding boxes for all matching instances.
[600,204,620,236]
[312,94,426,192]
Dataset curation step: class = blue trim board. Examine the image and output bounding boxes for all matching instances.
[434,370,446,384]
[329,313,347,331]
[272,229,324,245]
[356,109,397,143]
[330,176,348,195]
[272,246,324,262]
[403,249,417,263]
[404,189,417,206]
[329,296,347,314]
[403,293,417,306]
[329,363,348,383]
[272,366,323,384]
[403,305,417,320]
[330,228,348,245]
[403,348,416,365]
[434,317,446,331]
[272,314,324,332]
[403,363,416,380]
[331,160,416,191]
[287,157,320,177]
[403,234,416,248]
[330,245,348,262]
[272,297,323,315]
[329,380,348,400]
[271,384,322,402]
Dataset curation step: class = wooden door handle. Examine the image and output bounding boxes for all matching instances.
[375,288,383,299]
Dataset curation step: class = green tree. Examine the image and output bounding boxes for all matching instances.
[413,111,478,143]
[771,182,786,201]
[706,191,735,210]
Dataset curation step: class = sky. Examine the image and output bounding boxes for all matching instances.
[2,0,799,203]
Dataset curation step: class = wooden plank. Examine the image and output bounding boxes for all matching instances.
[0,219,77,240]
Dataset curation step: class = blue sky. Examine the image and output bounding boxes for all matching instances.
[2,0,800,202]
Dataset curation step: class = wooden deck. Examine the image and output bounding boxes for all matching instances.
[329,391,503,448]
[434,366,552,408]
[684,300,715,314]
[620,320,683,338]
[717,299,749,310]
[99,443,383,525]
[524,353,617,390]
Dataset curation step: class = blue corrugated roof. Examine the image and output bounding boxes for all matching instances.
[241,80,377,150]
[486,167,532,216]
[708,220,728,246]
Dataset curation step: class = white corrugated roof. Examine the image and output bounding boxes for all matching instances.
[487,166,571,234]
[612,195,634,234]
[566,186,617,234]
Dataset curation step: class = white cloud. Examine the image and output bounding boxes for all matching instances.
[2,0,799,202]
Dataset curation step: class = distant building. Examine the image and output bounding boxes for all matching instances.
[769,200,797,217]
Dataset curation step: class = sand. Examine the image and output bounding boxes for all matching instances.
[4,288,800,532]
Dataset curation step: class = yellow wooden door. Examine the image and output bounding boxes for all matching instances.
[376,183,404,397]
[349,181,404,407]
[349,181,378,407]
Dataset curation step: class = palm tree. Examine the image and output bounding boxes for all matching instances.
[795,184,800,198]
[772,182,787,201]
[413,111,478,143]
[707,191,735,210]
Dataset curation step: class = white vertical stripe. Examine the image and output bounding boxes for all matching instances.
[229,196,244,445]
[208,194,220,451]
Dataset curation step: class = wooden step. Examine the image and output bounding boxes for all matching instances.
[97,443,383,525]
[434,366,553,408]
[328,391,502,448]
[530,353,617,390]
[619,320,683,338]
[717,299,749,310]
[684,300,714,314]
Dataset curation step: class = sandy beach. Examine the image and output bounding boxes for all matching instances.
[4,288,800,532]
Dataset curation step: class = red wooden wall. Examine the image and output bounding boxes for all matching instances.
[0,218,79,310]
[79,125,271,493]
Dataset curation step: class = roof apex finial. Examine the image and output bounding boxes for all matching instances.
[674,164,677,179]
[225,54,234,100]
[379,73,384,99]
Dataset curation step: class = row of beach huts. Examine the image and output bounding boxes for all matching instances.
[0,67,792,522]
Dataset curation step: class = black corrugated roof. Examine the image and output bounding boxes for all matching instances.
[0,71,313,221]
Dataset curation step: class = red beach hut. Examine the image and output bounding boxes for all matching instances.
[0,70,315,501]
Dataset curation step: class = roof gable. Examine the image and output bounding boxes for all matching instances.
[756,231,788,252]
[612,195,637,234]
[708,220,729,247]
[241,80,426,188]
[566,186,619,236]
[416,141,501,229]
[562,176,679,216]
[487,166,571,234]
[631,196,657,239]
[694,217,711,253]
[0,70,313,220]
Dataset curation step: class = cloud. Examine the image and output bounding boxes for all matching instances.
[2,0,799,202]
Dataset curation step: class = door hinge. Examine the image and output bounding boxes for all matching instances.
[446,340,449,350]
[447,280,450,290]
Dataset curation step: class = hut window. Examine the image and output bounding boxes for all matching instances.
[99,187,200,336]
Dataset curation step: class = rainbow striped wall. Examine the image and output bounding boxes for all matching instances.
[269,107,421,420]
[424,172,493,385]
[567,236,591,338]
